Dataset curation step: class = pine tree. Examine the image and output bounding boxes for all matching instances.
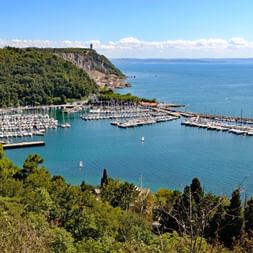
[245,197,253,232]
[100,168,108,187]
[220,189,243,248]
[190,177,204,204]
[207,204,224,243]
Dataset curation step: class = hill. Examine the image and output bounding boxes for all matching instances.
[0,47,124,107]
[47,48,127,88]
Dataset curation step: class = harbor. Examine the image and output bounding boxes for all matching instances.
[0,113,58,140]
[79,102,253,134]
[2,101,253,141]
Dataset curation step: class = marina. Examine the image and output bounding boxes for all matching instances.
[80,103,180,128]
[2,101,253,141]
[79,103,253,134]
[0,113,58,140]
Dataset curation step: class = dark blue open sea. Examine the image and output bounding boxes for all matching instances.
[6,59,253,195]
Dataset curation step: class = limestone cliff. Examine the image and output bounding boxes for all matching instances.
[44,48,128,88]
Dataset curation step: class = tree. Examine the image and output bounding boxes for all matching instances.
[0,210,50,253]
[220,189,243,248]
[23,154,44,171]
[190,178,204,204]
[49,226,76,253]
[101,179,139,210]
[80,181,94,192]
[157,179,225,253]
[0,145,4,159]
[206,203,224,243]
[100,168,108,187]
[14,154,44,180]
[245,197,253,233]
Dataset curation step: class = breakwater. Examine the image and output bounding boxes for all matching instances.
[3,141,45,149]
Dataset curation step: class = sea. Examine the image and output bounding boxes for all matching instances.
[6,58,253,195]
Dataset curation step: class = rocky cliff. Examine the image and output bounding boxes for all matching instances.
[43,48,128,88]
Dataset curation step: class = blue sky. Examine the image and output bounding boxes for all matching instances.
[1,0,253,58]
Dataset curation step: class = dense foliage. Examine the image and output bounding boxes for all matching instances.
[1,146,253,252]
[0,47,98,107]
[97,88,156,103]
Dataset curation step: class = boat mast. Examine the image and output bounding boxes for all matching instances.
[140,174,143,190]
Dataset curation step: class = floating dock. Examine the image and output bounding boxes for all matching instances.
[176,110,253,124]
[181,119,253,136]
[111,116,178,128]
[3,141,45,149]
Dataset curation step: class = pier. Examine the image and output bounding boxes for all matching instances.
[3,141,45,149]
[175,110,253,124]
[181,117,253,136]
[111,116,178,128]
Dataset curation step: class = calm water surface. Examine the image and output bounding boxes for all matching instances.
[6,59,253,195]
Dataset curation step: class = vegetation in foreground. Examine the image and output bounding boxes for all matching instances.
[0,146,253,252]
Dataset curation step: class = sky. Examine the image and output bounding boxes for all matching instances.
[1,0,253,58]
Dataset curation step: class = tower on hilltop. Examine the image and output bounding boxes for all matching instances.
[90,43,93,50]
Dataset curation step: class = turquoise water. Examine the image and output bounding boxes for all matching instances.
[115,59,253,117]
[6,59,253,195]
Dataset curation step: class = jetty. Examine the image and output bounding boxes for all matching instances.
[174,110,253,124]
[3,141,45,149]
[181,117,253,136]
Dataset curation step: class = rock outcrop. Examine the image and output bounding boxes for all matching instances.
[46,48,128,88]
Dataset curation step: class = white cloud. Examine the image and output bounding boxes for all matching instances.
[1,37,253,57]
[228,37,253,48]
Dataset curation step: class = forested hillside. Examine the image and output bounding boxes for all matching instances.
[1,145,253,252]
[0,47,98,107]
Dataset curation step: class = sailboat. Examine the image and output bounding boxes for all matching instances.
[79,160,84,168]
[141,136,145,143]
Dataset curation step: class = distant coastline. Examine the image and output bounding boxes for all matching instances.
[112,58,253,63]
